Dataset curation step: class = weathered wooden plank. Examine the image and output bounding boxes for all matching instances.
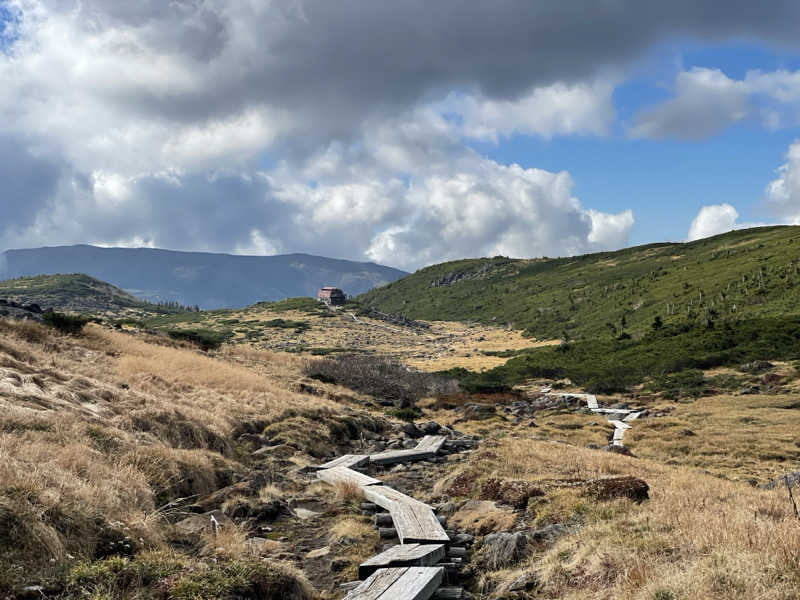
[590,407,634,414]
[585,394,599,409]
[344,568,408,600]
[363,486,450,544]
[623,411,642,422]
[317,454,369,470]
[317,466,381,487]
[345,567,443,600]
[370,436,447,466]
[359,544,446,579]
[415,435,447,454]
[612,428,625,441]
[609,420,632,430]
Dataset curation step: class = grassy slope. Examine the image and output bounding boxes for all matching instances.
[0,273,178,314]
[360,226,800,340]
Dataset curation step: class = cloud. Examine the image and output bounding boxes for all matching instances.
[454,80,616,141]
[631,67,800,139]
[765,140,800,223]
[688,204,739,240]
[3,1,800,268]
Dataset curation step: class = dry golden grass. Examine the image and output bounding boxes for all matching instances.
[328,516,379,580]
[629,393,800,483]
[0,318,338,586]
[333,480,364,506]
[460,436,800,599]
[164,302,551,372]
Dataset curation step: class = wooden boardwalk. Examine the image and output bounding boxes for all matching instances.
[370,435,447,465]
[359,544,445,579]
[316,429,453,599]
[344,567,444,600]
[546,391,643,448]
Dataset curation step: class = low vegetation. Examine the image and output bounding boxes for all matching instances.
[441,315,800,393]
[303,353,455,407]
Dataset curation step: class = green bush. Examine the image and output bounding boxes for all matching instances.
[441,316,800,395]
[166,328,233,350]
[42,311,90,334]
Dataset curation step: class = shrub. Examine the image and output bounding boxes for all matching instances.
[41,311,90,334]
[166,328,233,351]
[303,354,446,407]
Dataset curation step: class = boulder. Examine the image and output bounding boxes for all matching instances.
[480,531,528,569]
[173,510,234,538]
[529,523,570,545]
[759,470,800,490]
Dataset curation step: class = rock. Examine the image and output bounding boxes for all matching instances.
[419,421,442,435]
[244,537,272,554]
[759,470,800,490]
[401,422,424,438]
[435,501,458,515]
[252,443,296,458]
[480,531,528,569]
[173,510,234,538]
[452,532,474,545]
[307,546,331,559]
[601,444,636,457]
[507,571,538,592]
[529,523,569,545]
[293,507,320,520]
[402,438,417,449]
[586,476,649,503]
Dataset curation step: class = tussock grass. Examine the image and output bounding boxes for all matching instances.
[463,437,800,599]
[0,319,334,591]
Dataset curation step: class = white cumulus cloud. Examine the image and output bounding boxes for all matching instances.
[765,140,800,223]
[688,203,739,241]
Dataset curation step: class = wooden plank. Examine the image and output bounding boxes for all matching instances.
[609,420,632,430]
[612,428,625,441]
[369,448,436,465]
[344,567,408,600]
[590,408,633,415]
[317,454,369,470]
[317,466,381,487]
[370,435,447,466]
[623,411,642,422]
[415,435,447,453]
[585,394,599,409]
[363,486,450,544]
[359,543,445,579]
[388,567,443,600]
[345,567,443,600]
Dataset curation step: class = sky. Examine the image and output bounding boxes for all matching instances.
[3,2,800,271]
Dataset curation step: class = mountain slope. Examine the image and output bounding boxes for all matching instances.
[1,245,406,309]
[0,273,178,314]
[360,226,800,340]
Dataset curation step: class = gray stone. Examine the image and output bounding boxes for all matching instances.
[480,531,528,569]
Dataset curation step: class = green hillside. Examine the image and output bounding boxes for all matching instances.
[360,226,800,341]
[0,273,190,315]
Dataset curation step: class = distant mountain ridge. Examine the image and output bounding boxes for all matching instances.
[1,245,406,309]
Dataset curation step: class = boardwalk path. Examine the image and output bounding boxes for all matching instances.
[315,435,459,600]
[543,391,642,447]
